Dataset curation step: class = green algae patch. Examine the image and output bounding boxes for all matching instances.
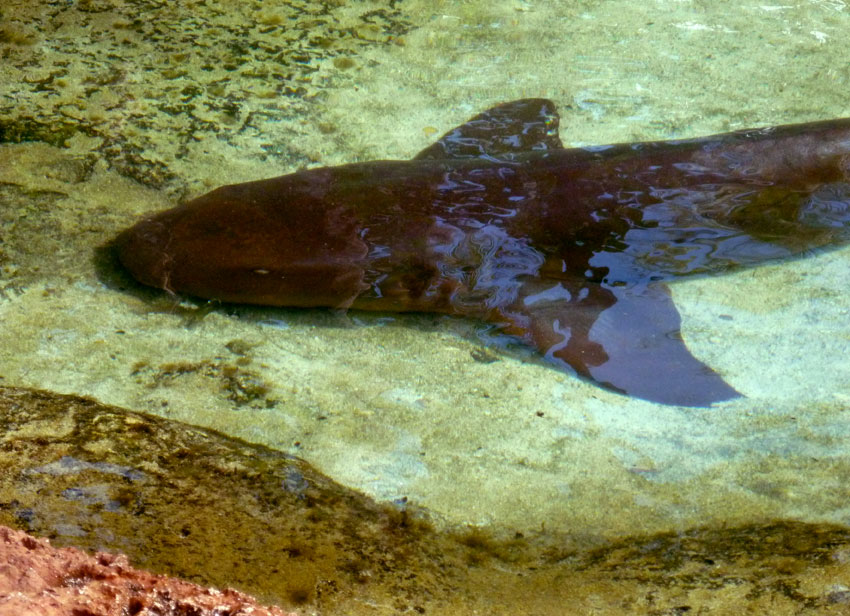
[3,385,850,615]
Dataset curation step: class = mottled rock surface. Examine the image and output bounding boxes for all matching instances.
[0,0,412,192]
[0,524,292,616]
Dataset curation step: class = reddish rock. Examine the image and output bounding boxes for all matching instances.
[0,525,293,616]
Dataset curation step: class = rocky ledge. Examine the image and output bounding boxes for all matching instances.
[0,524,292,616]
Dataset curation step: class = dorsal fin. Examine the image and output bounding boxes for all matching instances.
[413,98,563,162]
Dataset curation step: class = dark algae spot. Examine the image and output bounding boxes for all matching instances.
[131,356,276,408]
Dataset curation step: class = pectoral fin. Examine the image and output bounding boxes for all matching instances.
[501,280,740,406]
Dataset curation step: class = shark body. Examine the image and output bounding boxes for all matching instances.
[116,99,850,406]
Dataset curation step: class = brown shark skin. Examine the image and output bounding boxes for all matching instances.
[116,99,850,406]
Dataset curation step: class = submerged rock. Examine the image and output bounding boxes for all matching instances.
[3,385,850,615]
[0,524,292,616]
[0,385,446,613]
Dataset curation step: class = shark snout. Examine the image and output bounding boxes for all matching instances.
[115,216,176,292]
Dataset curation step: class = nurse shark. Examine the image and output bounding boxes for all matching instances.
[116,99,850,406]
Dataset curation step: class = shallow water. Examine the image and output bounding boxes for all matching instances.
[2,0,850,611]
